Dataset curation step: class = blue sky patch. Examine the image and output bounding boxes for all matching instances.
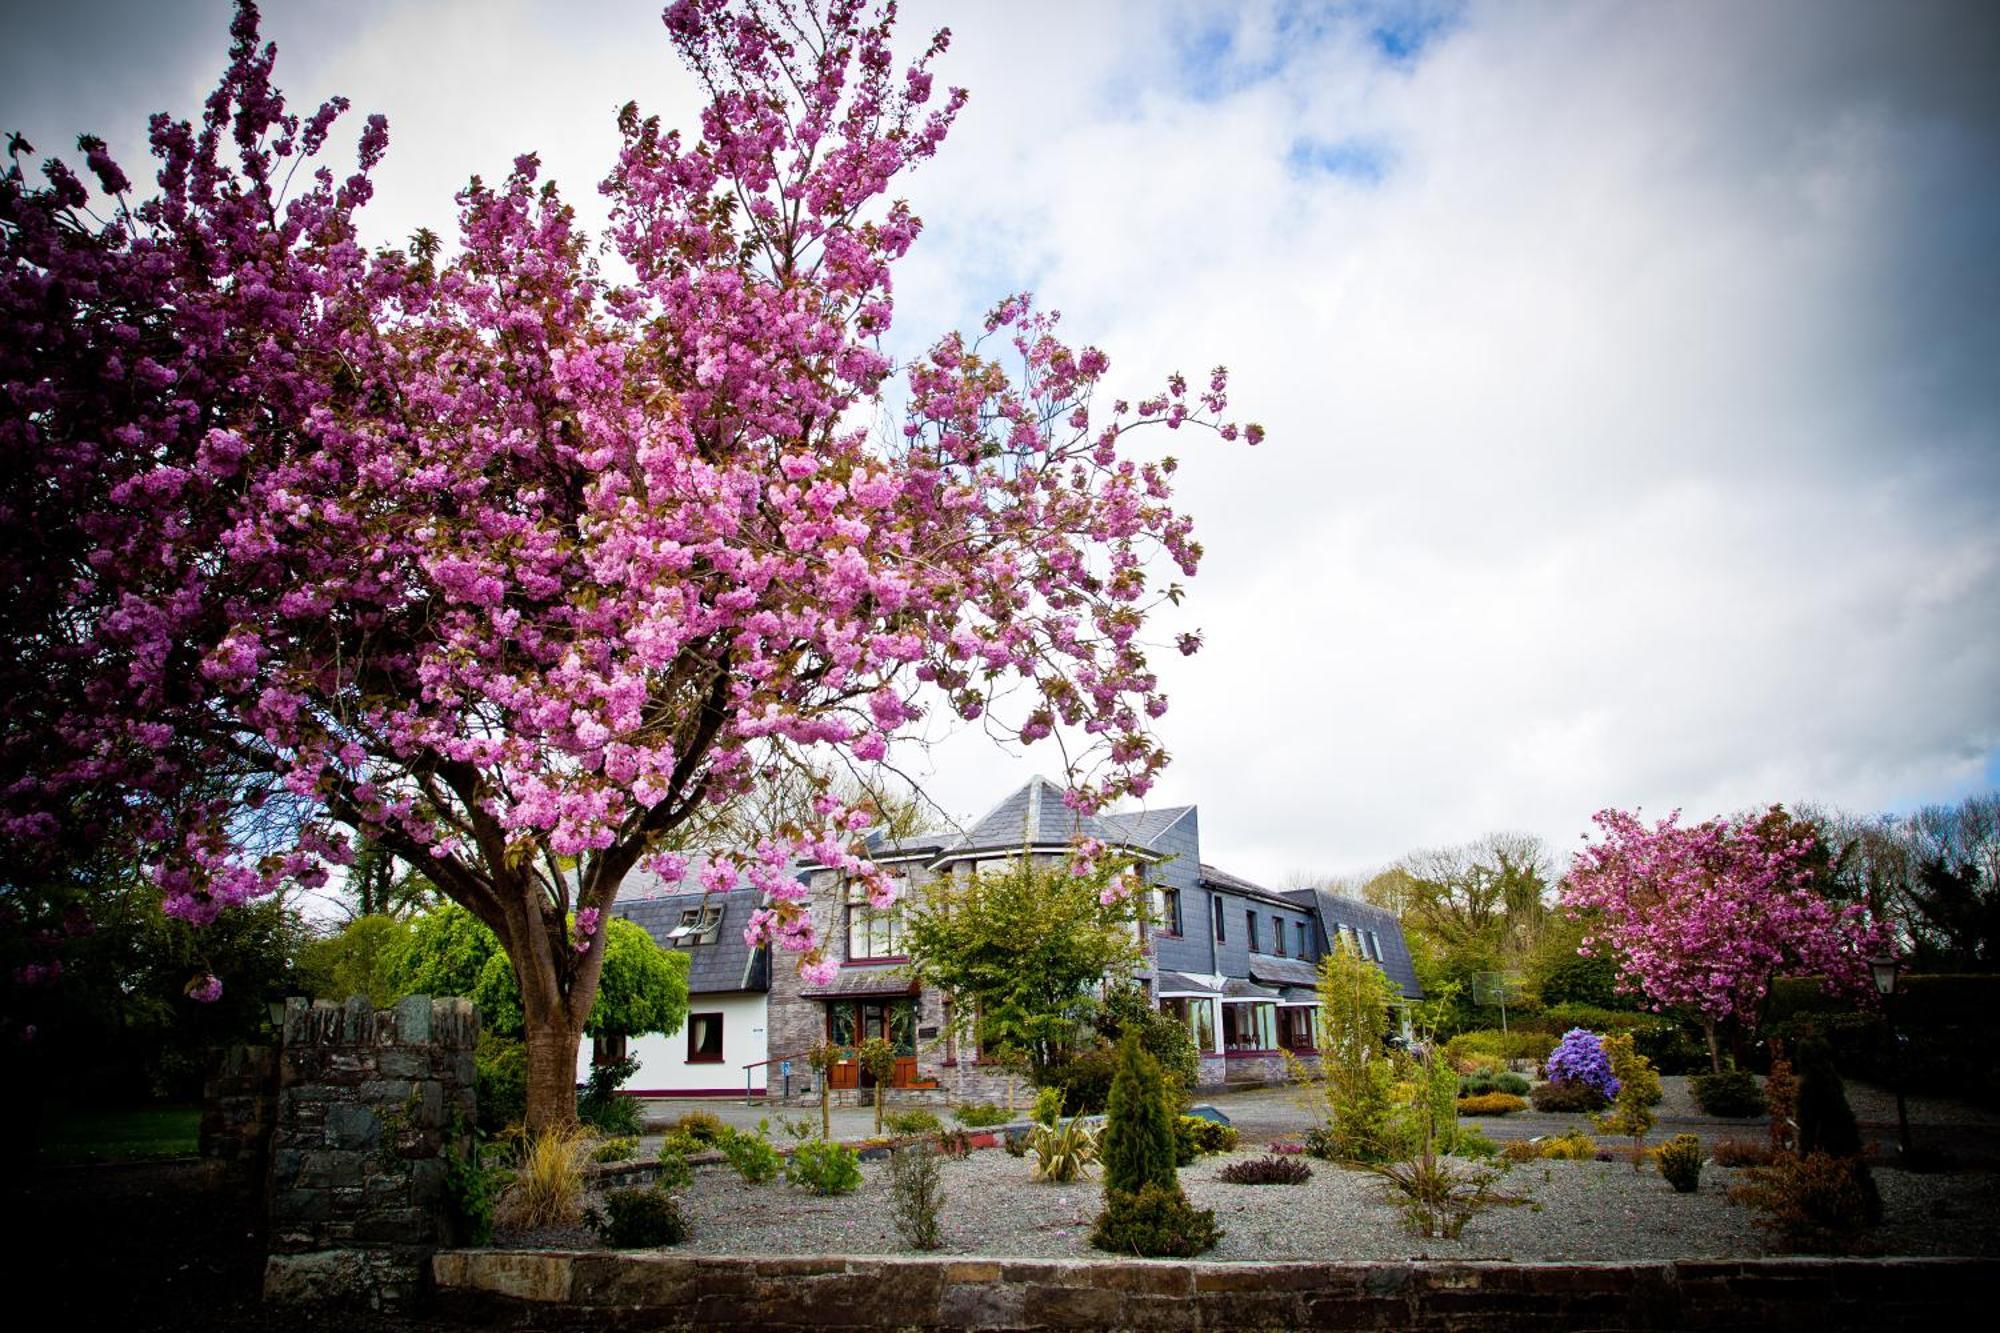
[1287,136,1393,184]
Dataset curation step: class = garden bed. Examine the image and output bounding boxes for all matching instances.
[498,1147,2000,1262]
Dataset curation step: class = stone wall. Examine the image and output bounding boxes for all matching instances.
[200,1043,278,1164]
[263,995,478,1309]
[431,1251,1991,1329]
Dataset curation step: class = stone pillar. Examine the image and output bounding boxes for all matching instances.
[263,995,478,1309]
[200,1043,278,1165]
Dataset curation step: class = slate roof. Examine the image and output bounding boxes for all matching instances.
[1220,977,1283,999]
[1156,970,1222,995]
[1198,863,1309,910]
[946,775,1117,853]
[1095,805,1196,849]
[1247,955,1321,989]
[1281,887,1422,999]
[614,883,768,995]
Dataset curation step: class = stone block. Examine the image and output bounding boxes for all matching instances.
[326,1103,380,1148]
[394,994,433,1044]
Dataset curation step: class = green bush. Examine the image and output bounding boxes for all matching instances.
[1458,1070,1530,1097]
[884,1108,943,1137]
[951,1102,1011,1129]
[1444,1029,1556,1068]
[1091,1183,1222,1257]
[473,1035,527,1135]
[1094,983,1201,1107]
[1530,1079,1608,1113]
[1101,1038,1177,1197]
[592,1185,687,1247]
[667,1109,729,1145]
[719,1127,782,1184]
[786,1138,863,1196]
[1042,1043,1119,1115]
[1655,1134,1704,1193]
[1690,1070,1766,1119]
[1031,1085,1064,1127]
[1217,1154,1312,1185]
[443,1137,503,1245]
[1173,1115,1240,1165]
[590,1136,639,1163]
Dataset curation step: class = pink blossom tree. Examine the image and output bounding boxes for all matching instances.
[0,0,1258,1126]
[1562,807,1889,1072]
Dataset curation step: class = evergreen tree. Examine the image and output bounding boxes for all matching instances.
[1101,1036,1176,1197]
[1794,1034,1862,1157]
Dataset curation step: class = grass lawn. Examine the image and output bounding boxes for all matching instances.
[37,1104,200,1164]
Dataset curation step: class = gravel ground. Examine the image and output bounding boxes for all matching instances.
[502,1147,2000,1262]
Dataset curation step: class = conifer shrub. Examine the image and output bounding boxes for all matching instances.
[1655,1134,1705,1192]
[1091,1183,1223,1257]
[1794,1036,1863,1156]
[1092,1038,1218,1256]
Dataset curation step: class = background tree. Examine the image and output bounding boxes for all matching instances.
[1800,793,2000,971]
[294,913,410,1008]
[1309,936,1402,1160]
[2,0,1255,1126]
[1563,807,1890,1071]
[901,852,1148,1078]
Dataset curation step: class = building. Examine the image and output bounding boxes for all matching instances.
[766,776,1420,1099]
[593,776,1418,1099]
[575,880,770,1098]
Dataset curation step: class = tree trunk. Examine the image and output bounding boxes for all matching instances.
[523,1014,585,1132]
[1703,1019,1722,1075]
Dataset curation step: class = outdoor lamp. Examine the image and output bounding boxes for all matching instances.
[1869,955,1900,998]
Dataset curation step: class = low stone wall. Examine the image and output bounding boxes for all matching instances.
[200,1043,277,1163]
[431,1251,1990,1329]
[263,995,478,1309]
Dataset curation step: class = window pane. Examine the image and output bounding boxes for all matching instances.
[688,1012,724,1061]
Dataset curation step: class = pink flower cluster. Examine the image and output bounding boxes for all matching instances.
[1562,808,1890,1029]
[0,0,1259,1001]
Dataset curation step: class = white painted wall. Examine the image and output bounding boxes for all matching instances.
[575,990,769,1096]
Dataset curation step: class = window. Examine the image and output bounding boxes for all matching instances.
[686,1012,724,1063]
[590,1032,629,1067]
[827,999,916,1056]
[1221,1002,1276,1052]
[667,902,723,946]
[1156,885,1183,936]
[1212,895,1226,943]
[845,879,905,960]
[1278,1007,1316,1050]
[1247,911,1260,953]
[1366,930,1382,961]
[1274,917,1288,956]
[1296,921,1310,959]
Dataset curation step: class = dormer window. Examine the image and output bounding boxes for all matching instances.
[667,902,724,946]
[845,878,905,960]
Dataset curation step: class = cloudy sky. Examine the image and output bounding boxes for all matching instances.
[6,1,1996,885]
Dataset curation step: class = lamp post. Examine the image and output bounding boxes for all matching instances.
[1869,955,1913,1158]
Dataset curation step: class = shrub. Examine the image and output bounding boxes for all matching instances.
[884,1108,943,1137]
[934,1127,974,1159]
[1593,1034,1662,1171]
[1545,1029,1620,1100]
[786,1138,862,1196]
[1444,1029,1557,1068]
[652,1148,692,1192]
[1537,1131,1600,1161]
[952,1102,1011,1129]
[1712,1136,1777,1168]
[667,1109,729,1146]
[1369,1149,1512,1238]
[1795,1036,1863,1157]
[1031,1085,1064,1127]
[1003,1129,1029,1157]
[473,1034,527,1136]
[1765,1042,1799,1154]
[1030,1116,1099,1183]
[1101,1038,1177,1198]
[1042,1043,1119,1116]
[443,1137,503,1246]
[1173,1115,1240,1165]
[1094,982,1202,1107]
[1690,1070,1766,1119]
[658,1129,705,1159]
[1531,1079,1609,1113]
[1303,1124,1341,1160]
[1458,1071,1530,1097]
[1091,1183,1222,1257]
[578,1055,644,1137]
[497,1125,589,1230]
[592,1185,687,1248]
[1454,1093,1527,1116]
[590,1136,639,1163]
[1217,1154,1313,1185]
[888,1141,945,1250]
[1729,1151,1883,1251]
[719,1127,782,1184]
[1655,1134,1704,1193]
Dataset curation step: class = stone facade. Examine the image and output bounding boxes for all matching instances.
[432,1250,1994,1330]
[262,994,478,1309]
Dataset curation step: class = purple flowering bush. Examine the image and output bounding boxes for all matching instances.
[1544,1028,1621,1100]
